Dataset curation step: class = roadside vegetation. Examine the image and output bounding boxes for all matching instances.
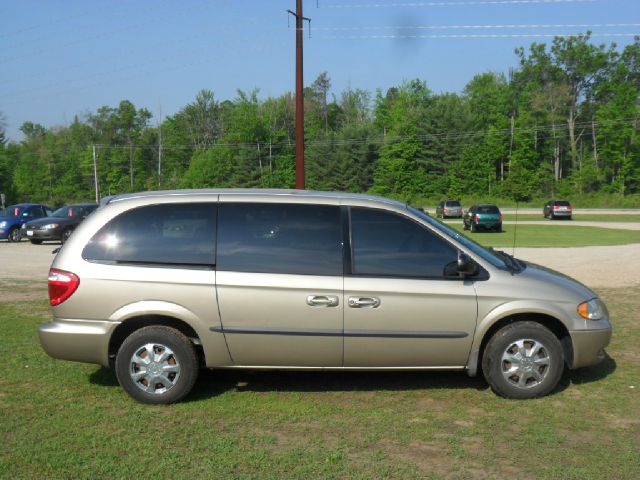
[1,285,638,479]
[1,34,639,208]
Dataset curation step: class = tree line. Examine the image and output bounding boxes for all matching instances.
[1,34,639,207]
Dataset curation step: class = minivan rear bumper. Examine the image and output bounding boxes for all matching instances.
[569,328,612,369]
[39,318,118,367]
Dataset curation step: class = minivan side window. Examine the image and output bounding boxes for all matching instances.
[83,203,217,266]
[350,208,458,278]
[217,203,342,276]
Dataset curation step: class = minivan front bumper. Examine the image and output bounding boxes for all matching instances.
[39,318,118,367]
[569,327,612,369]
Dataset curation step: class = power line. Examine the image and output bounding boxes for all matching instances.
[7,117,634,155]
[320,0,596,8]
[322,32,640,39]
[316,23,640,31]
[7,114,639,161]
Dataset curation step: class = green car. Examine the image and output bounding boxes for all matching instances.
[463,204,503,232]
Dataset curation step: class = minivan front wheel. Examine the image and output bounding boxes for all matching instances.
[482,321,564,399]
[115,326,199,404]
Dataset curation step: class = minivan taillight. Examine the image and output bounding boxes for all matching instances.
[474,214,479,222]
[48,269,80,306]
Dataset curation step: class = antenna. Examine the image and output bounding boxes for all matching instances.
[512,200,519,256]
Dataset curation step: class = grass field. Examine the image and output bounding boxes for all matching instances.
[446,224,640,248]
[500,214,640,222]
[1,284,638,479]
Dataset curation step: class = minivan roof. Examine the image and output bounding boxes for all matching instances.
[101,189,406,208]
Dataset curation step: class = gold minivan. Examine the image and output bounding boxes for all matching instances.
[39,190,611,403]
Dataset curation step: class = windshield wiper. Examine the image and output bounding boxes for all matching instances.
[489,248,524,274]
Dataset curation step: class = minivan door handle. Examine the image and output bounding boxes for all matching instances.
[348,297,381,308]
[306,295,339,307]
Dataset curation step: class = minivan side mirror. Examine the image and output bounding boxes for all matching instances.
[457,252,478,277]
[443,252,479,278]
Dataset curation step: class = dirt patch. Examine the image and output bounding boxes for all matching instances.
[513,243,640,289]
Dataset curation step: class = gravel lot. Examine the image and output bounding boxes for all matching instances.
[1,237,638,291]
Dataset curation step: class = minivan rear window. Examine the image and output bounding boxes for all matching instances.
[554,201,571,206]
[217,203,342,276]
[83,203,217,266]
[445,201,461,207]
[477,205,500,214]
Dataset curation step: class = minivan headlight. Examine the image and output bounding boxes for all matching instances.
[577,298,607,320]
[42,223,60,230]
[0,221,6,228]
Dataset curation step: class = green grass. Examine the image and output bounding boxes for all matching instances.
[1,287,639,479]
[500,214,640,222]
[446,224,640,248]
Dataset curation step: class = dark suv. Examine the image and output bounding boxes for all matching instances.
[543,200,572,220]
[463,204,503,232]
[23,203,98,244]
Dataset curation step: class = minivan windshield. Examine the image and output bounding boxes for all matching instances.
[407,205,508,270]
[0,205,22,218]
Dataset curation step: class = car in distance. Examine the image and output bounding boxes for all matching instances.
[544,200,572,220]
[463,204,503,232]
[436,200,463,218]
[23,203,98,244]
[0,203,53,242]
[39,189,611,404]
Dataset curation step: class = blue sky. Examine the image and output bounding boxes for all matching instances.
[1,0,639,141]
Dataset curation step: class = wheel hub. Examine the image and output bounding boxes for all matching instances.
[501,338,550,389]
[129,343,180,395]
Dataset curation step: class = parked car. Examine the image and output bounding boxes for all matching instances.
[0,203,53,242]
[39,189,611,404]
[463,204,503,232]
[544,200,572,220]
[23,203,99,244]
[436,200,463,218]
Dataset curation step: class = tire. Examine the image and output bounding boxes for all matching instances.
[549,212,555,220]
[30,239,43,245]
[463,221,469,231]
[7,227,21,243]
[470,223,477,233]
[61,228,73,244]
[115,326,199,404]
[482,321,564,399]
[495,224,502,233]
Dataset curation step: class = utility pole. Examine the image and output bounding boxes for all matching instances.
[92,144,99,203]
[287,1,310,189]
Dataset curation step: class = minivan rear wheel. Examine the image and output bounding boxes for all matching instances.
[482,321,564,399]
[115,326,199,404]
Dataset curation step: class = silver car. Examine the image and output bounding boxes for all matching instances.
[436,200,463,219]
[39,190,611,404]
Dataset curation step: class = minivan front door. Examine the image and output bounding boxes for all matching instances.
[215,201,344,367]
[343,207,477,367]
